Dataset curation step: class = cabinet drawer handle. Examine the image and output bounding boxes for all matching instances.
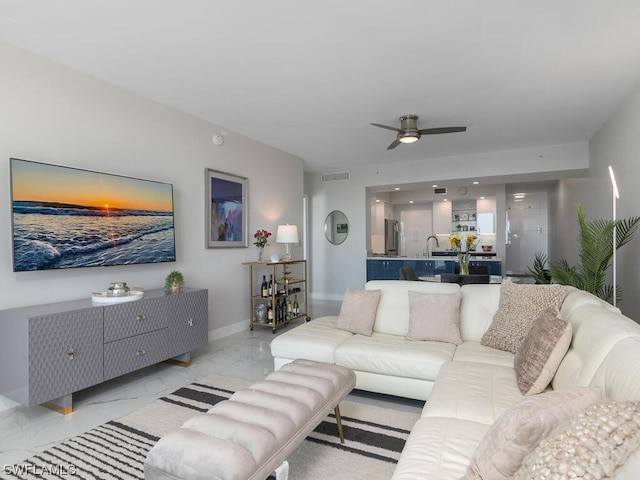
[188,318,194,327]
[136,314,146,321]
[66,350,75,360]
[137,349,146,356]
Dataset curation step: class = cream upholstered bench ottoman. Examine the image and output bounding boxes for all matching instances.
[144,359,356,480]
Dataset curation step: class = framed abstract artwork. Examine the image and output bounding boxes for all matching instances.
[205,169,248,248]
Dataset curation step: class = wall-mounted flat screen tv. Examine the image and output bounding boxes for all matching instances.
[10,158,176,272]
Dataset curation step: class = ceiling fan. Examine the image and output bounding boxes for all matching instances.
[371,115,467,150]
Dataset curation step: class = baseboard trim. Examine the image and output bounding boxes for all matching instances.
[209,319,248,341]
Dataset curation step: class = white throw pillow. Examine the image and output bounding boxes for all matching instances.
[514,400,640,479]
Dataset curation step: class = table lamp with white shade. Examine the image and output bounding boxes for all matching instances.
[277,224,299,261]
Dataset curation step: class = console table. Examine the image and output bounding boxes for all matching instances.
[0,287,208,414]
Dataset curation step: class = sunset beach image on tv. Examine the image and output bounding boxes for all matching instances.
[10,158,176,272]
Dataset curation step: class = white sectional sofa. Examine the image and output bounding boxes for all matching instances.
[270,280,640,479]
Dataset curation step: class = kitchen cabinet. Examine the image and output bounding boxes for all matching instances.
[366,258,502,281]
[367,258,439,280]
[477,198,496,234]
[400,208,431,257]
[367,259,401,280]
[432,201,452,235]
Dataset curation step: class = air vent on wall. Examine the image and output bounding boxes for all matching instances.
[434,187,447,195]
[321,171,350,182]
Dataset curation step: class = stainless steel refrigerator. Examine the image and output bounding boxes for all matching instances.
[384,219,399,255]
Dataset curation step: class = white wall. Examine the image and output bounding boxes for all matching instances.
[0,42,304,338]
[551,82,640,320]
[307,143,589,300]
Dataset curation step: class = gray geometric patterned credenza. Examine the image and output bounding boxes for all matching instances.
[0,287,208,414]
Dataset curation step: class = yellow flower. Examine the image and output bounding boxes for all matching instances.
[450,233,477,253]
[449,234,462,250]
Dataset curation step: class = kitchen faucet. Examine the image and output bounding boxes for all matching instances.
[426,235,440,257]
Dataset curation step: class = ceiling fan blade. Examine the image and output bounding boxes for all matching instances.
[387,139,402,150]
[418,126,467,135]
[371,123,402,133]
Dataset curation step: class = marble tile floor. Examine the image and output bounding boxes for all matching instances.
[0,299,424,467]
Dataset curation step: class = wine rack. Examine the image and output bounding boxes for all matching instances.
[243,260,309,333]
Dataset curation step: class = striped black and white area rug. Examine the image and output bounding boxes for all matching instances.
[4,373,419,480]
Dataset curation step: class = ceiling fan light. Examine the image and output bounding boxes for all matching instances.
[399,134,419,144]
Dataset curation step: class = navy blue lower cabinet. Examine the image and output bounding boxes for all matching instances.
[367,258,501,280]
[367,259,401,280]
[367,259,439,280]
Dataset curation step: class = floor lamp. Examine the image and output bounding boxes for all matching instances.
[609,166,620,307]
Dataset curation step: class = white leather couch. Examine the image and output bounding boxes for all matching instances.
[271,280,640,479]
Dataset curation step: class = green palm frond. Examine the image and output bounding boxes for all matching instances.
[527,252,551,284]
[548,204,640,304]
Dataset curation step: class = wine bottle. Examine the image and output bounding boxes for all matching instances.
[268,275,273,296]
[276,297,283,323]
[293,295,299,316]
[286,298,293,319]
[267,303,274,323]
[261,275,268,298]
[280,297,286,323]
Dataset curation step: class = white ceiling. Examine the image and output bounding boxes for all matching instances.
[2,1,640,175]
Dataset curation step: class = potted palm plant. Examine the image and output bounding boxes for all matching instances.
[548,204,640,304]
[165,270,184,293]
[527,252,552,284]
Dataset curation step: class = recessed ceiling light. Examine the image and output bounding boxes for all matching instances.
[409,200,414,204]
[376,199,380,203]
[443,198,449,202]
[514,194,525,199]
[473,181,479,185]
[480,196,485,199]
[394,187,400,191]
[432,184,438,188]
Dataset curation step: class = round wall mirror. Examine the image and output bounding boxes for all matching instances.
[324,210,349,245]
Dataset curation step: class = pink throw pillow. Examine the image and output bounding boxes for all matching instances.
[462,386,604,480]
[336,289,381,336]
[514,306,572,395]
[406,290,462,345]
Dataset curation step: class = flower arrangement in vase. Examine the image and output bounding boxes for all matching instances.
[253,229,272,262]
[449,233,478,275]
